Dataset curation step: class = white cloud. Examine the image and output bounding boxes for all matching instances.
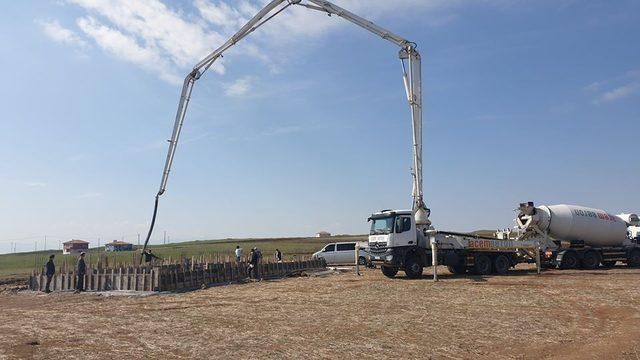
[223,76,253,96]
[77,16,182,84]
[38,19,87,49]
[26,182,47,188]
[46,0,466,85]
[78,192,103,199]
[598,83,638,104]
[591,69,640,104]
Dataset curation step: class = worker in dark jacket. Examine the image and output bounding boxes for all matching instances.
[248,248,257,279]
[143,249,162,265]
[75,252,86,293]
[44,254,55,293]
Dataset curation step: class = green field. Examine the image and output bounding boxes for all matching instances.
[0,235,366,282]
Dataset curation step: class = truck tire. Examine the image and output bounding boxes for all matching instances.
[560,251,579,269]
[404,256,423,279]
[358,256,367,266]
[447,264,467,275]
[601,261,616,268]
[472,254,492,275]
[381,266,398,278]
[493,254,510,275]
[581,251,599,270]
[627,250,640,268]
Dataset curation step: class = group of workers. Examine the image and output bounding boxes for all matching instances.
[42,246,284,292]
[235,246,283,280]
[42,249,161,293]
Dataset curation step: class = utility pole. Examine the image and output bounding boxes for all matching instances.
[98,237,101,248]
[44,235,47,250]
[163,231,167,245]
[137,233,140,247]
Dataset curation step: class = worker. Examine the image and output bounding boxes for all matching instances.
[44,254,56,293]
[275,248,282,263]
[248,247,258,279]
[235,245,242,263]
[255,248,263,280]
[75,252,86,293]
[142,249,162,265]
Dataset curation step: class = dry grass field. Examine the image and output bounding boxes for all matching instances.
[1,265,640,359]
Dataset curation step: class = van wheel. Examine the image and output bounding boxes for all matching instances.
[381,266,398,278]
[447,264,467,275]
[472,254,492,275]
[404,256,423,279]
[358,256,367,266]
[627,250,640,268]
[493,254,510,275]
[560,251,579,269]
[581,251,599,270]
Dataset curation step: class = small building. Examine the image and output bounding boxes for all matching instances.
[105,240,133,252]
[63,239,89,255]
[316,231,331,238]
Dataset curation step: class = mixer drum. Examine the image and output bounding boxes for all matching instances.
[526,204,629,247]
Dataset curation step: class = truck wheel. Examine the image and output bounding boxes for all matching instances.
[601,261,616,268]
[581,251,599,270]
[358,256,367,266]
[381,266,398,278]
[472,254,492,275]
[404,256,423,279]
[627,250,640,268]
[493,254,510,275]
[560,251,579,269]
[447,265,467,275]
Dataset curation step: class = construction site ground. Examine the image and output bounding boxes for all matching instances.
[1,265,639,359]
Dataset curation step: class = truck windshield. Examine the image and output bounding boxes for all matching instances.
[370,217,394,235]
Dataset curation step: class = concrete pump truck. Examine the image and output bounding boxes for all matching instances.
[141,0,540,277]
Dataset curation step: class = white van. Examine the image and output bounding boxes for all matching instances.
[312,242,368,265]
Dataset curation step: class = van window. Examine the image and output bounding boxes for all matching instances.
[337,243,355,251]
[323,244,335,252]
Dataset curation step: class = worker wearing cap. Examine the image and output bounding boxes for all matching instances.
[44,254,56,293]
[75,252,87,293]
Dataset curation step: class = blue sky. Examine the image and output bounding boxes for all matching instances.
[0,0,639,253]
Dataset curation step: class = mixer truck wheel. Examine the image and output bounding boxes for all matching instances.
[581,251,599,270]
[381,266,398,278]
[493,254,510,275]
[627,250,640,268]
[472,254,492,275]
[559,251,579,269]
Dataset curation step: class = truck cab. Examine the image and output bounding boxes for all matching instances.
[368,210,429,278]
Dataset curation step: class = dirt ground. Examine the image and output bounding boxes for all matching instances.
[1,265,640,360]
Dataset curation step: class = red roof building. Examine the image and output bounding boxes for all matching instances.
[63,239,89,255]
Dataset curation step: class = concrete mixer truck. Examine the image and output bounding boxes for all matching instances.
[516,202,640,269]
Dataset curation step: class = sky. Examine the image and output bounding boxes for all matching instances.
[0,0,639,254]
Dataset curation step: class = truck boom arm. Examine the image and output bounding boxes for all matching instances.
[142,0,428,256]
